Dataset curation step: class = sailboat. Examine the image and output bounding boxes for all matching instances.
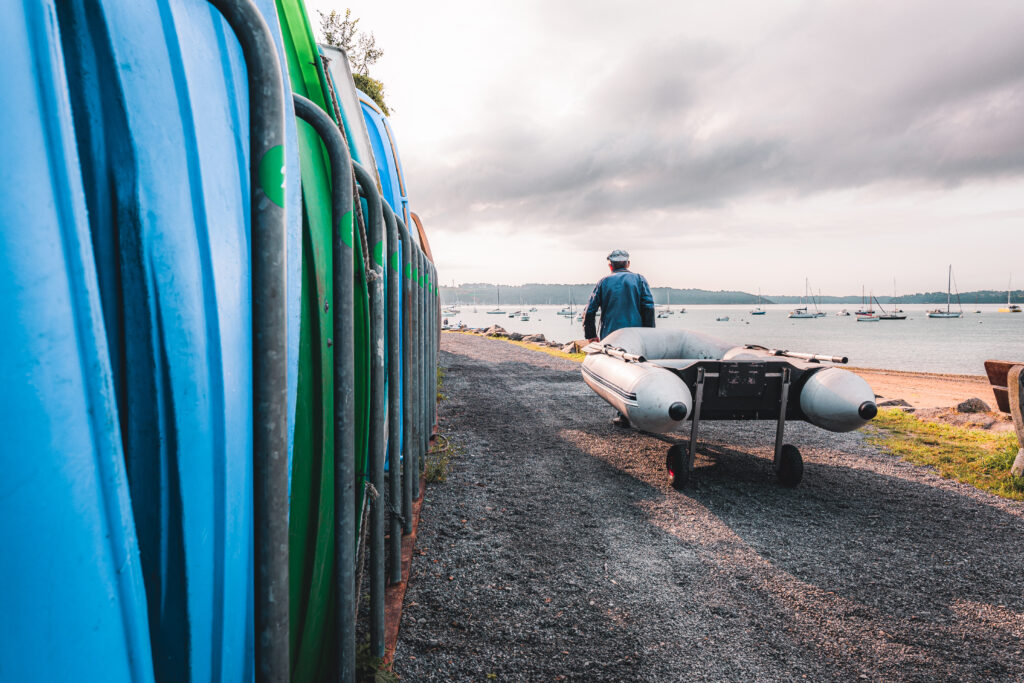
[487,284,506,314]
[927,265,963,318]
[655,289,673,316]
[750,288,766,315]
[998,277,1022,313]
[857,292,880,321]
[558,288,576,316]
[878,279,907,320]
[788,279,825,318]
[854,285,873,316]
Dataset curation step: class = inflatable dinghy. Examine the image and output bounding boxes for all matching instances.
[582,328,877,488]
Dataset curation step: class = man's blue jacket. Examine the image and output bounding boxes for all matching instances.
[584,268,655,339]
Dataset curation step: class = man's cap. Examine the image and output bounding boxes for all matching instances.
[607,249,629,263]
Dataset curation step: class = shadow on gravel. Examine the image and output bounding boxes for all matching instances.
[399,342,1023,681]
[561,422,1024,681]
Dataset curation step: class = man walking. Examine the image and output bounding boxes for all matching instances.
[583,249,655,341]
[583,250,655,428]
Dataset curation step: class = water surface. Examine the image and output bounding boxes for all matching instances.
[442,304,1024,375]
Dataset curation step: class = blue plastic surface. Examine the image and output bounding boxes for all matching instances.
[0,1,301,680]
[0,3,154,680]
[358,96,421,468]
[359,94,413,236]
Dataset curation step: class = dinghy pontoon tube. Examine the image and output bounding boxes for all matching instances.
[582,328,877,488]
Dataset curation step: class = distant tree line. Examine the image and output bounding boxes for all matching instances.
[439,283,1024,306]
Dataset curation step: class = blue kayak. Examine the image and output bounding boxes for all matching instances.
[0,1,301,680]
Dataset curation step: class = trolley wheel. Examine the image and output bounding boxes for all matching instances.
[666,444,689,490]
[775,444,803,488]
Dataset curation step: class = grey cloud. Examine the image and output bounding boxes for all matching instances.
[409,1,1024,236]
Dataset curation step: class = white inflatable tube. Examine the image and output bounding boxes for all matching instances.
[799,367,877,432]
[582,354,692,433]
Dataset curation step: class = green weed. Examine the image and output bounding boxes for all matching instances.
[424,436,463,484]
[865,408,1023,501]
[355,640,399,683]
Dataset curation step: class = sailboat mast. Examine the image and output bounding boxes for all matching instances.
[947,265,952,312]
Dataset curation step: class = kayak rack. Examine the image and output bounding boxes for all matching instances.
[665,361,807,489]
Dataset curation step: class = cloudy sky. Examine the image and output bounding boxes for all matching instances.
[308,0,1024,295]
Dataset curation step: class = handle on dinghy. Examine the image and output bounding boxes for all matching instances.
[582,343,646,363]
[745,344,848,364]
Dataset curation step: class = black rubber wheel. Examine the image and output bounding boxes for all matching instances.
[776,444,803,488]
[666,444,689,490]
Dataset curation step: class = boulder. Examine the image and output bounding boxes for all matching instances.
[878,399,913,409]
[956,397,990,414]
[508,332,524,341]
[560,343,576,353]
[484,325,507,337]
[522,334,546,343]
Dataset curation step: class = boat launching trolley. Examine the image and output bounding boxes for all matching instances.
[582,328,877,491]
[663,358,812,489]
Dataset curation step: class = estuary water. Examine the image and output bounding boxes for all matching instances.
[442,303,1024,375]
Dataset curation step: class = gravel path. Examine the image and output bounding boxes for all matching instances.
[394,333,1024,682]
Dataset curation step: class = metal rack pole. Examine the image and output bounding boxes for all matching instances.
[291,94,357,683]
[382,203,403,585]
[205,1,288,678]
[352,162,386,658]
[397,216,417,532]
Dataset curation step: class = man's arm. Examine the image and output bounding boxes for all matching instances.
[639,276,655,327]
[584,282,601,339]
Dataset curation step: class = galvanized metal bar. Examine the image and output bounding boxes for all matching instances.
[688,367,705,472]
[419,250,428,465]
[204,1,288,679]
[427,261,435,437]
[407,246,418,501]
[291,94,356,683]
[396,217,414,532]
[426,261,433,441]
[411,248,421,483]
[381,203,403,584]
[351,161,386,658]
[774,368,792,469]
[430,262,438,434]
[413,248,424,497]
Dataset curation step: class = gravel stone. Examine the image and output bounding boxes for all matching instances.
[395,333,1024,682]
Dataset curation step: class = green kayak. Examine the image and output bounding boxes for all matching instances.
[275,0,371,679]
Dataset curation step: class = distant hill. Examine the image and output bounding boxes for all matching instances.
[439,283,1024,306]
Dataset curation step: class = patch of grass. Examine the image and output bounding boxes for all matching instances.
[355,640,399,682]
[423,435,462,483]
[436,364,446,402]
[865,408,1024,501]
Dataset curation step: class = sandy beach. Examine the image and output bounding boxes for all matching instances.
[849,367,994,410]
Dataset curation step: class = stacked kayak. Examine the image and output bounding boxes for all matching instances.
[0,0,439,681]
